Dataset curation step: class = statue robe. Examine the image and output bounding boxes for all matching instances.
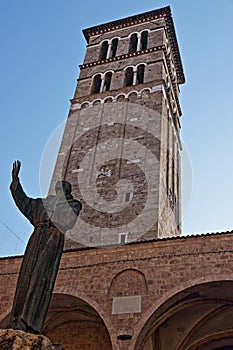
[9,177,81,334]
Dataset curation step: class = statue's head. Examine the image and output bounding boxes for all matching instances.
[55,180,72,195]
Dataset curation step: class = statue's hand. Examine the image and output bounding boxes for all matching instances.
[12,160,21,180]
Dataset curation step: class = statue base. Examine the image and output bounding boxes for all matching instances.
[0,329,64,349]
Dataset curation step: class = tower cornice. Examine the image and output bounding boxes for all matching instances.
[82,6,185,84]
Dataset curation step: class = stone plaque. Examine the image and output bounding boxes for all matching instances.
[112,295,141,314]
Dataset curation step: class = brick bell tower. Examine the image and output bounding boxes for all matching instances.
[50,6,185,248]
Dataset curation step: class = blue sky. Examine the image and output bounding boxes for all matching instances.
[1,0,233,257]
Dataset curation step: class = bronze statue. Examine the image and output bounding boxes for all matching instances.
[9,160,82,334]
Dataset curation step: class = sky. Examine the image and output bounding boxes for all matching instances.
[1,0,233,257]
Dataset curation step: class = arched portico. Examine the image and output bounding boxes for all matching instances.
[0,292,112,350]
[43,292,112,350]
[134,280,233,350]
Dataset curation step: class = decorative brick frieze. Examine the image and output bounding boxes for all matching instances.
[79,45,166,70]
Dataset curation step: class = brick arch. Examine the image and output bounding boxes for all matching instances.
[128,91,138,102]
[52,287,114,333]
[44,291,113,350]
[127,90,139,98]
[125,29,151,39]
[140,88,151,97]
[80,101,91,109]
[116,94,126,102]
[133,278,233,350]
[0,287,113,350]
[135,62,147,69]
[92,98,102,106]
[109,268,148,297]
[186,330,233,350]
[103,96,114,104]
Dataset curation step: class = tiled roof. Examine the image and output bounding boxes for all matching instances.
[62,230,233,252]
[0,230,233,258]
[58,230,233,252]
[130,230,233,245]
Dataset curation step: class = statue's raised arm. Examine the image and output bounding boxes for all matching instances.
[9,161,82,334]
[12,160,21,180]
[10,160,34,224]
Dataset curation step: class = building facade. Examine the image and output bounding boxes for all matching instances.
[0,6,233,350]
[50,5,185,248]
[1,232,233,349]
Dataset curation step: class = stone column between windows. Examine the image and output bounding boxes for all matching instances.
[106,41,112,59]
[100,75,105,93]
[133,67,138,86]
[137,33,142,52]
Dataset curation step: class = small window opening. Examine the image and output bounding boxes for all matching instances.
[99,41,108,60]
[103,72,112,92]
[110,38,118,58]
[137,64,145,84]
[119,233,128,244]
[91,74,102,94]
[129,33,138,53]
[140,31,148,50]
[125,193,131,202]
[124,67,134,87]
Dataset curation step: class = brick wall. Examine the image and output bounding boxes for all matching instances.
[1,232,233,349]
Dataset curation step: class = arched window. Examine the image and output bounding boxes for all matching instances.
[136,64,145,84]
[129,33,138,54]
[110,38,118,58]
[128,31,149,54]
[99,41,108,60]
[91,74,102,94]
[99,38,119,60]
[103,72,112,92]
[124,64,146,87]
[140,31,148,50]
[124,67,134,87]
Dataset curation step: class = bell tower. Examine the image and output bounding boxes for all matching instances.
[50,6,185,248]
